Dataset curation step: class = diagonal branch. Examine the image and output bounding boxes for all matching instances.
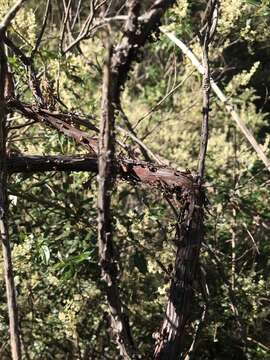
[111,0,177,104]
[7,100,98,152]
[0,0,28,31]
[161,29,270,173]
[30,0,51,59]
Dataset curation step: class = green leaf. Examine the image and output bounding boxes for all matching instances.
[40,245,50,265]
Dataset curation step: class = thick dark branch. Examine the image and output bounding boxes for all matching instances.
[7,100,98,152]
[6,154,196,190]
[153,190,204,360]
[7,154,98,173]
[111,0,177,103]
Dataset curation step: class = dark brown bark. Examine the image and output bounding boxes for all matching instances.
[6,154,196,190]
[0,40,22,360]
[97,47,138,360]
[7,100,98,153]
[153,188,204,359]
[111,0,177,103]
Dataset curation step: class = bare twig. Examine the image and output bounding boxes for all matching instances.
[198,0,218,180]
[59,0,72,53]
[133,70,195,130]
[31,0,51,59]
[62,0,106,54]
[117,125,164,165]
[0,0,28,31]
[161,29,270,173]
[71,0,82,30]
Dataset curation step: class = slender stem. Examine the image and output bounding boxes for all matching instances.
[0,40,22,360]
[198,0,218,180]
[198,39,210,180]
[161,29,270,172]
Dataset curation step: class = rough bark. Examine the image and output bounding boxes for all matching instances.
[111,0,177,103]
[6,154,196,190]
[7,100,98,153]
[97,46,138,360]
[153,188,204,360]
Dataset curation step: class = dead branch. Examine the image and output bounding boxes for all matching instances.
[6,154,196,190]
[161,29,270,173]
[153,188,204,360]
[62,0,106,54]
[111,0,177,104]
[7,100,98,152]
[0,0,28,31]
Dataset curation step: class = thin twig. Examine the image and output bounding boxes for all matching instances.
[161,28,270,173]
[133,70,195,130]
[63,0,106,54]
[59,0,72,53]
[31,0,51,59]
[198,0,218,180]
[0,0,28,31]
[117,125,164,165]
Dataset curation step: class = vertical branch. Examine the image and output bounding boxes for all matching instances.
[154,3,219,359]
[198,0,218,180]
[231,208,236,290]
[153,189,204,360]
[97,45,138,360]
[0,3,28,358]
[0,40,22,360]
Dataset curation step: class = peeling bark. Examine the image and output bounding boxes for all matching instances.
[7,154,196,191]
[153,188,204,360]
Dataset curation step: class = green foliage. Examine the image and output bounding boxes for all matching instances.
[0,0,270,359]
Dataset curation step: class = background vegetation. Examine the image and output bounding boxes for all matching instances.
[0,0,269,359]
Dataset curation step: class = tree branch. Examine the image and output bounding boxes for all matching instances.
[198,0,218,180]
[0,0,28,31]
[6,154,196,189]
[0,39,22,360]
[111,0,177,104]
[161,28,270,173]
[97,44,138,360]
[7,100,98,152]
[30,0,51,59]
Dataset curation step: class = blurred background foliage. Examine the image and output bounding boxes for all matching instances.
[0,0,270,359]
